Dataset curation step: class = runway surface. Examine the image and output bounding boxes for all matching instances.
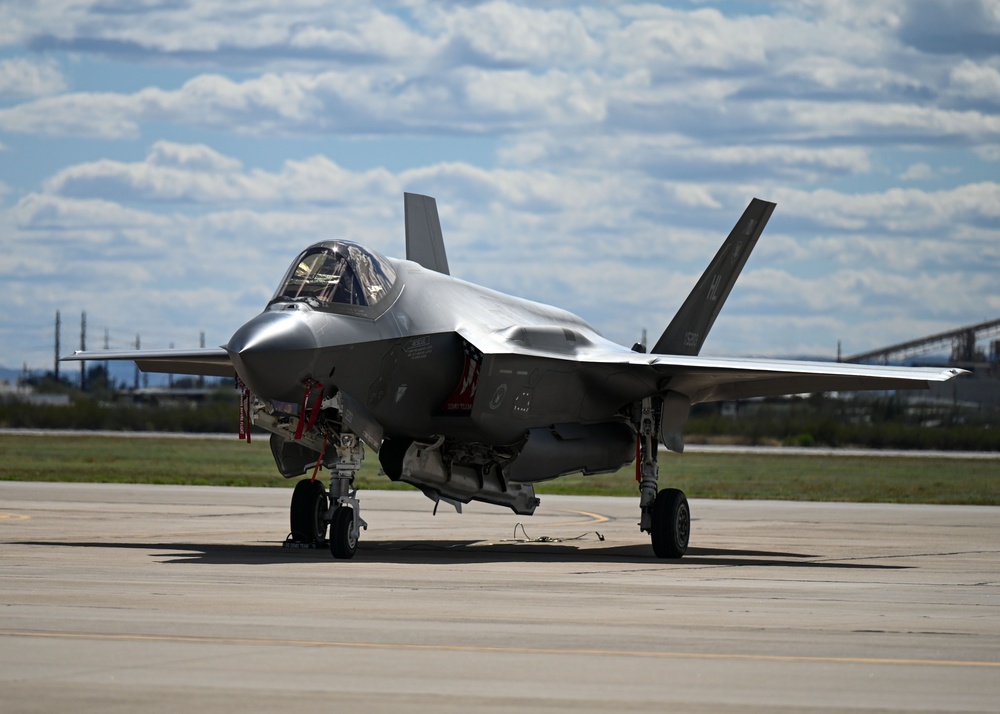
[1,481,998,713]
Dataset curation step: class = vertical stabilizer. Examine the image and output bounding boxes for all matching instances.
[404,193,450,275]
[652,198,775,356]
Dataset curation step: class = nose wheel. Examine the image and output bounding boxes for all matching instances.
[330,506,359,559]
[327,433,367,559]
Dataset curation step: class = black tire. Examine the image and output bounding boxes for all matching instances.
[650,488,690,559]
[330,506,358,560]
[290,479,328,544]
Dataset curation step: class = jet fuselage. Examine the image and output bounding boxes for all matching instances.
[227,251,633,449]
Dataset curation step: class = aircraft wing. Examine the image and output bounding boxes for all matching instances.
[62,348,235,378]
[644,353,964,403]
[464,327,964,443]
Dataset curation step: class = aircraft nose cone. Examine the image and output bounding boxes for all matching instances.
[226,312,318,401]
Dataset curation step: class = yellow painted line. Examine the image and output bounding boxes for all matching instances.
[548,509,611,527]
[3,630,997,669]
[0,513,30,521]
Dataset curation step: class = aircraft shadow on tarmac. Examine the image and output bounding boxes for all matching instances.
[13,540,910,569]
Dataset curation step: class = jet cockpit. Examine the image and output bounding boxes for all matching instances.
[271,241,398,313]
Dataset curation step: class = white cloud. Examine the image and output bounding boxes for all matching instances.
[772,183,1000,232]
[949,59,1000,102]
[443,2,603,66]
[0,90,143,138]
[0,58,66,97]
[2,2,999,368]
[756,100,1000,142]
[501,133,873,181]
[0,3,992,150]
[611,6,771,71]
[0,3,427,60]
[43,147,402,205]
[7,140,997,364]
[0,65,613,138]
[147,141,243,172]
[900,162,932,181]
[975,145,1000,161]
[13,193,172,236]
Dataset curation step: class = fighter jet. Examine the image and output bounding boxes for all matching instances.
[65,194,964,559]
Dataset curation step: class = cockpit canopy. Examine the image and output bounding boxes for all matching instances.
[272,241,397,311]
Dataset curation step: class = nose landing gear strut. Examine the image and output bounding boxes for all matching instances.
[286,432,367,559]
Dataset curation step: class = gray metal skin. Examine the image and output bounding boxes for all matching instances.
[66,193,966,558]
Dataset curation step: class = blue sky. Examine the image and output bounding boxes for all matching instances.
[1,1,998,373]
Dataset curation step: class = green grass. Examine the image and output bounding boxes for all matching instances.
[536,454,1000,505]
[0,435,288,487]
[1,434,997,504]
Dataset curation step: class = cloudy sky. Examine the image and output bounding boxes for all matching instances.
[2,1,998,374]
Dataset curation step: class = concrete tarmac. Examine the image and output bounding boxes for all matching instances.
[1,481,998,713]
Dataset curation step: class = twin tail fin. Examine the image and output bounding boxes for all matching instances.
[652,198,776,356]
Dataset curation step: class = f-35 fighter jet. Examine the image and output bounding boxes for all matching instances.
[66,194,964,559]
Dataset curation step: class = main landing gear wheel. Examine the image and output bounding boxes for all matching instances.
[329,506,358,560]
[290,479,328,545]
[650,488,690,559]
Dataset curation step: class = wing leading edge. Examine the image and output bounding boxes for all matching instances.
[650,354,965,403]
[62,348,234,378]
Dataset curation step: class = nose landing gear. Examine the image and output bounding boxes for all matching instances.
[330,504,360,559]
[326,433,367,560]
[285,432,367,559]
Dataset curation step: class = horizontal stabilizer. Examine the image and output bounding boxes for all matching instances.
[653,198,775,356]
[405,193,450,275]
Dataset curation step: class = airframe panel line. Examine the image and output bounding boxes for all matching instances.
[3,630,998,669]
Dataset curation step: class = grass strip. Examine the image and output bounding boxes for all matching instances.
[0,434,997,505]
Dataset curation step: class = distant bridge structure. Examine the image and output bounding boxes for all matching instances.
[842,317,1000,365]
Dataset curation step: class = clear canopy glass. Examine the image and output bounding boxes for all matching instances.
[273,242,396,309]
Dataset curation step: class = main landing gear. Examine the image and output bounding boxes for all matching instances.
[650,488,690,558]
[286,433,368,559]
[637,398,691,559]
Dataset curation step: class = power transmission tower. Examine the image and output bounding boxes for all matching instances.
[54,311,61,381]
[104,328,110,389]
[80,311,87,391]
[134,335,140,390]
